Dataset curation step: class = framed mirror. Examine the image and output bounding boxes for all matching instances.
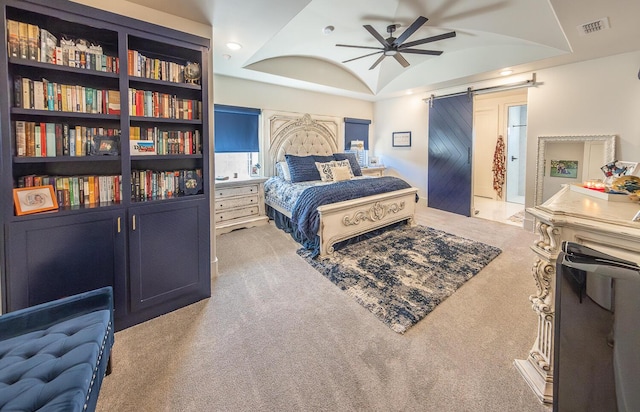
[534,135,616,205]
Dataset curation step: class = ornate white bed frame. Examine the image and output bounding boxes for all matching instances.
[264,111,418,257]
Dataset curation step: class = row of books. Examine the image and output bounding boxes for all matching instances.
[14,76,121,114]
[7,20,119,73]
[17,174,123,207]
[129,88,201,120]
[127,49,187,83]
[130,127,201,155]
[132,169,202,201]
[14,121,120,157]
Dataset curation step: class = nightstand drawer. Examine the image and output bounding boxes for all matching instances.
[215,194,259,211]
[215,185,259,198]
[215,205,259,223]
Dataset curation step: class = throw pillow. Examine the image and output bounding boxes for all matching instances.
[275,161,291,181]
[333,159,354,178]
[332,165,353,182]
[285,154,321,182]
[313,155,336,164]
[333,152,363,176]
[315,161,336,182]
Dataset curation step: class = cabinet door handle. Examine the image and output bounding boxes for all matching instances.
[132,215,136,231]
[117,217,121,233]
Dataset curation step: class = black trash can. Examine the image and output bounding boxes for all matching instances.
[554,241,640,412]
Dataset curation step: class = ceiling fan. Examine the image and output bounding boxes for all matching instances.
[337,16,456,70]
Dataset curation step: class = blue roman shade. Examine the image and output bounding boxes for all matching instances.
[214,104,261,153]
[344,117,371,150]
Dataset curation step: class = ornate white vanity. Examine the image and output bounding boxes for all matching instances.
[514,184,640,404]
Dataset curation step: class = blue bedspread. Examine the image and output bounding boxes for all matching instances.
[292,176,413,243]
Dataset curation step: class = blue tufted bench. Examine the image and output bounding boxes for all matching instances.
[0,287,114,411]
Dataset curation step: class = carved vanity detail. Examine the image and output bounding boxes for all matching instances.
[515,185,640,404]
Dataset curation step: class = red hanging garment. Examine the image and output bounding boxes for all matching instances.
[492,135,506,198]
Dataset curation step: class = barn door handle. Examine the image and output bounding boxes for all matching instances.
[468,147,471,164]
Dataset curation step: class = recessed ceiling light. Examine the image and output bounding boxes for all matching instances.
[226,42,242,50]
[222,54,231,60]
[500,69,513,76]
[322,25,334,35]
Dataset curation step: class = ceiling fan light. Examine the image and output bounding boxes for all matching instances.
[384,50,397,56]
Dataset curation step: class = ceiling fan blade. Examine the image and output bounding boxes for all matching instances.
[364,24,389,46]
[392,16,428,47]
[369,54,386,70]
[399,31,456,49]
[399,48,443,56]
[342,51,383,64]
[393,53,410,68]
[336,44,384,51]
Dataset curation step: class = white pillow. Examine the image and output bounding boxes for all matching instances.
[276,161,291,181]
[333,159,354,178]
[315,161,336,182]
[332,165,353,182]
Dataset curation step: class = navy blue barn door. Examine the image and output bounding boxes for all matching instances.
[427,94,473,216]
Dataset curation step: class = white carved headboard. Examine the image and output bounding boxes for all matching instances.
[263,112,341,177]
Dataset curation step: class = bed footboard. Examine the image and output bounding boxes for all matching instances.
[316,187,418,257]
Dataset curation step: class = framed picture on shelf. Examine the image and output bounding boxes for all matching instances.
[90,135,120,156]
[369,156,380,166]
[392,131,411,147]
[13,185,59,216]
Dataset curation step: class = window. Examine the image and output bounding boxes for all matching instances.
[344,117,371,150]
[214,105,261,178]
[344,117,371,166]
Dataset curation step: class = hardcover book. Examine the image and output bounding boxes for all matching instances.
[18,21,28,59]
[7,20,19,58]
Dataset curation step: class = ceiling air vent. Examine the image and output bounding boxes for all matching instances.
[577,17,610,35]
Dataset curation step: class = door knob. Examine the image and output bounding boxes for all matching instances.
[511,156,518,161]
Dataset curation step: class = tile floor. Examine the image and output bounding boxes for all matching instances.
[473,196,524,227]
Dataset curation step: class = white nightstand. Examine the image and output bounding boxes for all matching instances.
[214,177,269,235]
[360,166,386,177]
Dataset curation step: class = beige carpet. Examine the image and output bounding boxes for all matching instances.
[96,202,548,412]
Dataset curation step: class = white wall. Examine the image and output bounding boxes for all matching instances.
[373,50,640,218]
[373,95,430,199]
[526,51,640,216]
[214,75,373,122]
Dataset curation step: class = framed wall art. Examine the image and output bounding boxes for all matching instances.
[550,160,578,178]
[392,131,411,147]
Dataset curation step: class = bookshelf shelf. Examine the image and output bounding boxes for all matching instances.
[10,108,121,120]
[1,0,211,330]
[13,155,121,163]
[129,76,201,90]
[129,116,202,125]
[9,57,120,78]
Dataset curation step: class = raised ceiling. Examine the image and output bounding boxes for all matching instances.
[125,0,640,100]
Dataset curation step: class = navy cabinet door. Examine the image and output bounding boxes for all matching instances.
[5,210,127,318]
[128,198,210,321]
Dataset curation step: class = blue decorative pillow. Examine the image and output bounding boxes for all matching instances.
[313,155,335,164]
[333,152,362,176]
[285,155,321,182]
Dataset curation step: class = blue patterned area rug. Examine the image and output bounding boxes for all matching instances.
[297,225,502,334]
